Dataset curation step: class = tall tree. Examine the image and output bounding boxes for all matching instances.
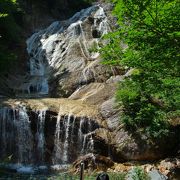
[0,0,22,73]
[101,0,180,137]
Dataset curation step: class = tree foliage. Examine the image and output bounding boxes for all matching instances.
[0,0,23,73]
[101,0,180,137]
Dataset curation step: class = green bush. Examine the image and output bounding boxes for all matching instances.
[131,167,150,180]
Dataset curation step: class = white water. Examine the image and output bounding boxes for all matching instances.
[0,107,33,164]
[0,107,99,166]
[0,107,47,164]
[52,114,98,164]
[17,5,110,96]
[62,114,71,163]
[81,118,94,154]
[36,110,46,162]
[53,114,73,164]
[94,7,110,36]
[78,117,86,142]
[0,5,107,167]
[82,134,94,154]
[52,112,62,164]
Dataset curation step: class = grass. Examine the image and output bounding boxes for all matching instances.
[47,172,126,180]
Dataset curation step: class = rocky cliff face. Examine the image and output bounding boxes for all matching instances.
[0,3,179,171]
[0,4,118,167]
[7,4,116,98]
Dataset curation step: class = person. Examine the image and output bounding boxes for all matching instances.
[96,172,109,180]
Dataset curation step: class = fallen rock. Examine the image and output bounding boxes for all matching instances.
[72,153,114,173]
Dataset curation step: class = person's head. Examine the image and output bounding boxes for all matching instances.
[96,172,109,180]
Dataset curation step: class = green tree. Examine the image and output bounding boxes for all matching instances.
[0,0,23,73]
[101,0,180,137]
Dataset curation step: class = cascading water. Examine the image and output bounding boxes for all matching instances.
[62,114,71,163]
[36,110,46,162]
[0,5,111,171]
[12,5,111,96]
[81,119,95,154]
[0,106,48,165]
[52,114,99,165]
[0,106,33,164]
[52,112,62,164]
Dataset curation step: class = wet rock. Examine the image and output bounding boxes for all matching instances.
[19,5,115,97]
[72,153,114,172]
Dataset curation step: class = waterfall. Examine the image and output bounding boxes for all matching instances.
[94,6,110,36]
[36,110,46,162]
[78,117,86,143]
[0,107,33,164]
[52,112,62,164]
[52,114,74,164]
[0,106,48,165]
[62,114,71,163]
[81,118,94,154]
[52,114,99,164]
[0,5,110,169]
[13,5,110,96]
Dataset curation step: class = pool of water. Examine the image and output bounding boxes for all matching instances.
[0,172,78,180]
[0,164,77,180]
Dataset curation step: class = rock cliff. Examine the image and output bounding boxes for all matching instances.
[0,3,179,172]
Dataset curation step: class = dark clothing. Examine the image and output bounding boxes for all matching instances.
[96,172,109,180]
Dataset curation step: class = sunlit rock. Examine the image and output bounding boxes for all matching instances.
[21,5,112,97]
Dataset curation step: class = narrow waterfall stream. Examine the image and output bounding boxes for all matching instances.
[36,110,46,162]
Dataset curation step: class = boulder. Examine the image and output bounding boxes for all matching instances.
[148,170,168,180]
[100,98,120,130]
[112,128,180,162]
[72,153,114,172]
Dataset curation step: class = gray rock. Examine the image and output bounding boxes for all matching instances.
[22,5,114,97]
[69,83,115,106]
[148,170,168,180]
[100,98,120,130]
[112,128,179,161]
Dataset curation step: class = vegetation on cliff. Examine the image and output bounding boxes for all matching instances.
[102,0,180,137]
